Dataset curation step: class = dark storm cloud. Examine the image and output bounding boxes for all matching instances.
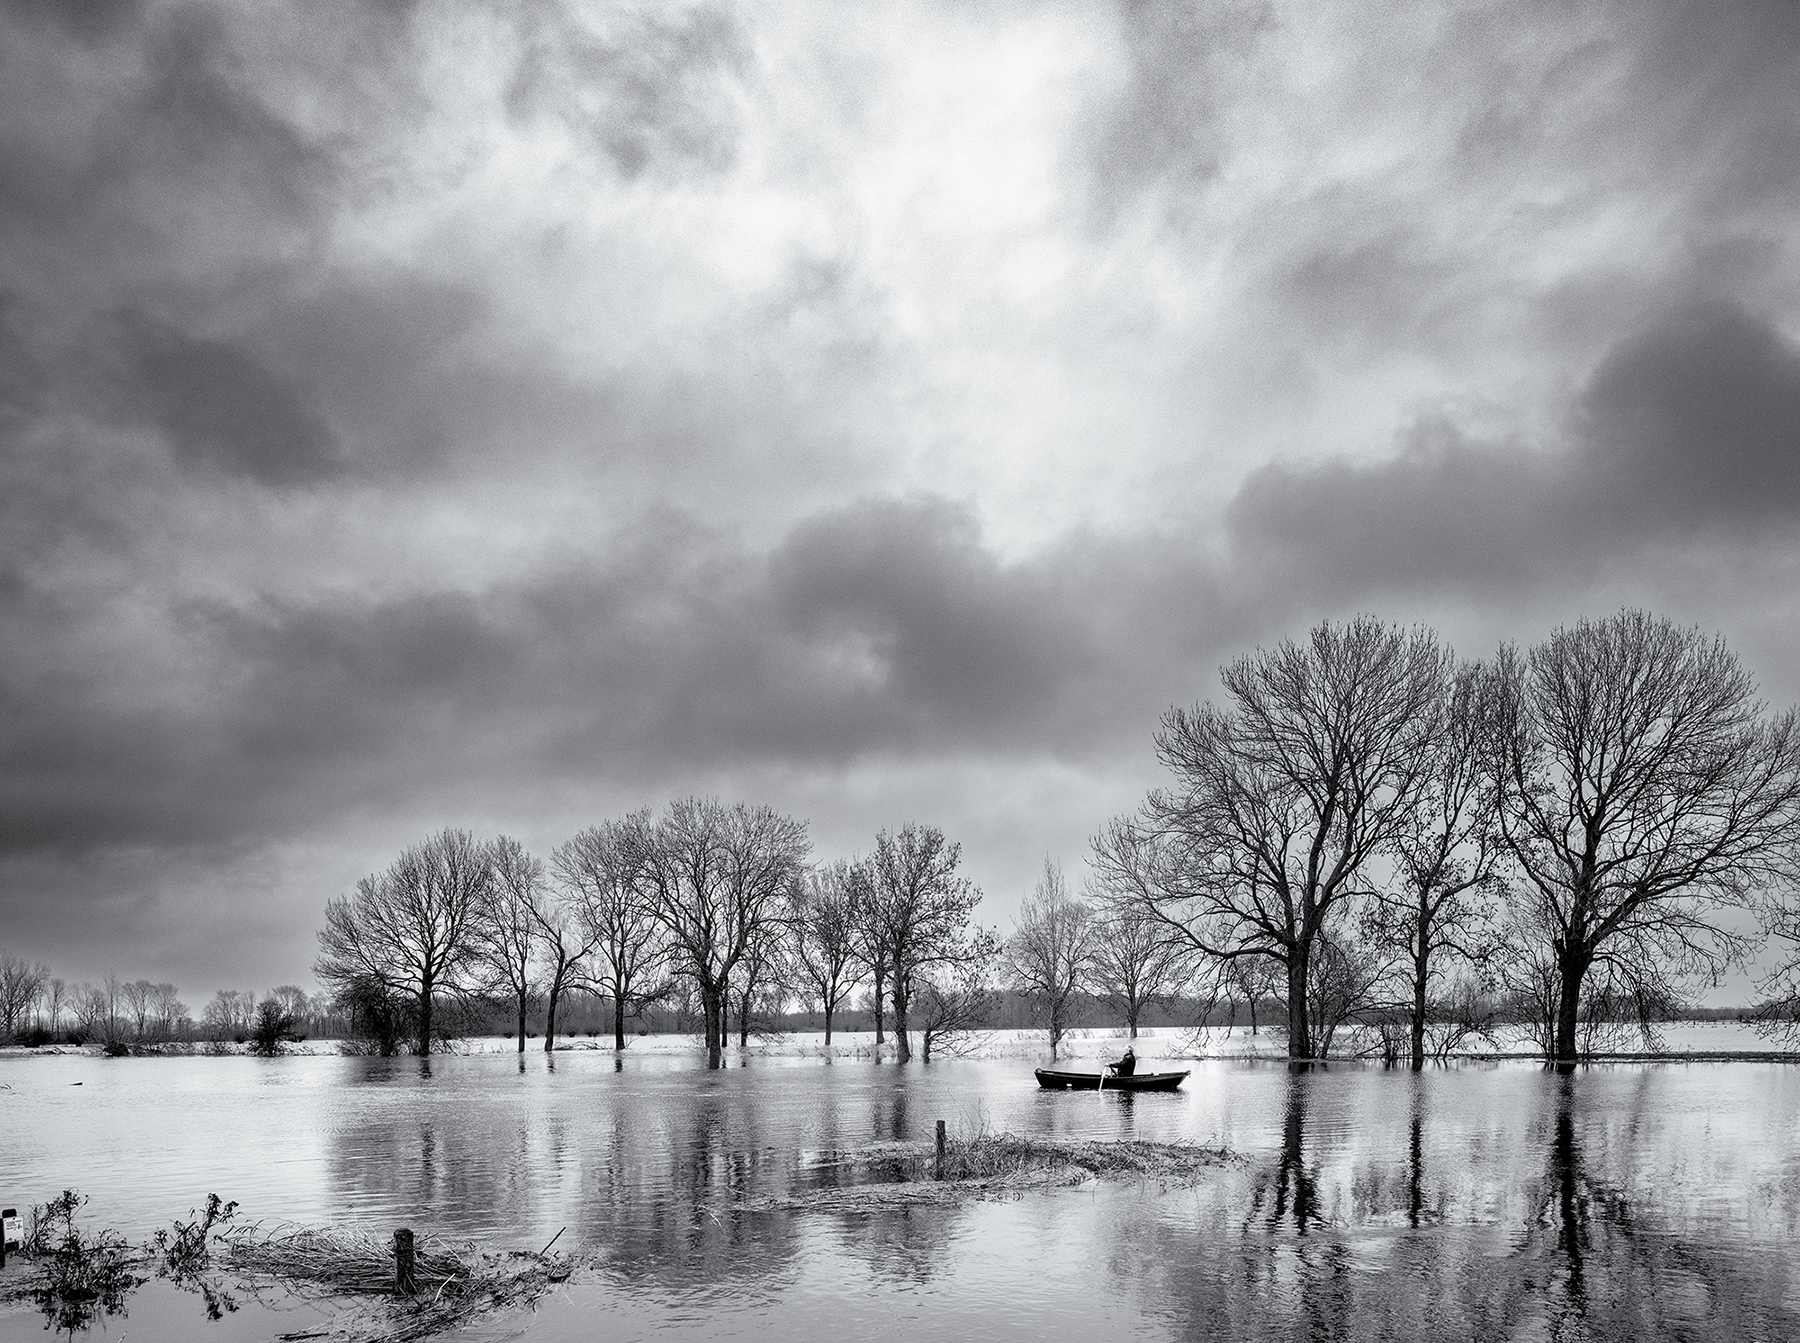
[1227,301,1800,601]
[121,314,344,485]
[0,496,1229,861]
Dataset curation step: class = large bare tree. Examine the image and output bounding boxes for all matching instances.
[790,859,866,1044]
[555,818,668,1051]
[1004,859,1095,1059]
[1096,617,1449,1059]
[1490,611,1800,1063]
[626,799,810,1055]
[316,827,494,1055]
[1366,661,1506,1069]
[868,822,982,1062]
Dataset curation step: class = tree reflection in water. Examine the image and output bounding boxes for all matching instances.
[1126,1066,1800,1343]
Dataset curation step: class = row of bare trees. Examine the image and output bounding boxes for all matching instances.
[1073,610,1800,1066]
[0,958,343,1048]
[314,802,996,1059]
[0,958,197,1046]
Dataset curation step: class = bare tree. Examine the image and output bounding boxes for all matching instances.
[1096,617,1449,1060]
[120,979,169,1042]
[627,799,810,1055]
[0,953,49,1039]
[869,822,982,1062]
[850,869,893,1045]
[1219,956,1281,1035]
[790,859,866,1044]
[1490,611,1800,1063]
[202,989,257,1040]
[1366,661,1506,1069]
[1004,860,1095,1059]
[316,827,494,1055]
[474,834,545,1053]
[731,918,790,1047]
[556,818,672,1051]
[44,977,66,1036]
[1085,879,1191,1038]
[917,928,1000,1062]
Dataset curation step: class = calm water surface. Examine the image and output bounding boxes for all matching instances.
[4,1049,1799,1341]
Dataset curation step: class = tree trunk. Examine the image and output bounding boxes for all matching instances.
[823,1002,834,1046]
[872,964,886,1045]
[738,987,751,1048]
[516,998,526,1054]
[1410,941,1429,1072]
[1127,999,1139,1039]
[417,975,434,1057]
[1285,948,1311,1060]
[892,967,912,1063]
[1553,944,1588,1063]
[1248,994,1258,1034]
[702,985,723,1053]
[613,993,627,1052]
[544,980,560,1053]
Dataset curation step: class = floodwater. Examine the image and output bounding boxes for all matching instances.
[3,1036,1799,1341]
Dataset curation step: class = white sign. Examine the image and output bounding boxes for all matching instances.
[1,1210,19,1250]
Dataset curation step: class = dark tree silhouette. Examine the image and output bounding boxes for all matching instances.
[1490,611,1800,1063]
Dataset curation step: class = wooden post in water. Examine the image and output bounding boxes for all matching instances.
[935,1119,946,1180]
[393,1228,416,1296]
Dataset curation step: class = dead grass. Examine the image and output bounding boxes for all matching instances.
[219,1224,569,1343]
[754,1132,1234,1211]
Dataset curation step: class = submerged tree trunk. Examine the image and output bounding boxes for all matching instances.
[1553,945,1588,1064]
[613,994,627,1052]
[1285,948,1311,1060]
[892,967,912,1063]
[517,999,527,1054]
[417,976,435,1057]
[1410,941,1429,1071]
[544,983,560,1053]
[701,984,724,1054]
[823,1004,834,1046]
[872,963,886,1045]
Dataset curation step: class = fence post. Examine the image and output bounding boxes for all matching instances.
[393,1228,416,1296]
[935,1119,946,1180]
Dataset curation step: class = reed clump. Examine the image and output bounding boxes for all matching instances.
[763,1132,1233,1211]
[933,1133,1232,1183]
[220,1224,569,1343]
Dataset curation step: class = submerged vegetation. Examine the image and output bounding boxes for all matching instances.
[0,1190,571,1342]
[764,1130,1236,1211]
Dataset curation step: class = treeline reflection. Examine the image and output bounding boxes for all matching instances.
[311,1058,1796,1338]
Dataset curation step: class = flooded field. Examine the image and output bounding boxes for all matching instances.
[3,1032,1798,1340]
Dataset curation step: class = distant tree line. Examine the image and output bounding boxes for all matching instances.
[0,958,334,1054]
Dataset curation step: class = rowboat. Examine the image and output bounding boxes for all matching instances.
[1034,1067,1190,1092]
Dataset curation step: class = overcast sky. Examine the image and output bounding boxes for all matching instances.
[4,0,1800,1004]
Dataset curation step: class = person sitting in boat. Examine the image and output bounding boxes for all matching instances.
[1107,1046,1136,1078]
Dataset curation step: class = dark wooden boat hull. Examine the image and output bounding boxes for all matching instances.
[1034,1067,1189,1092]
